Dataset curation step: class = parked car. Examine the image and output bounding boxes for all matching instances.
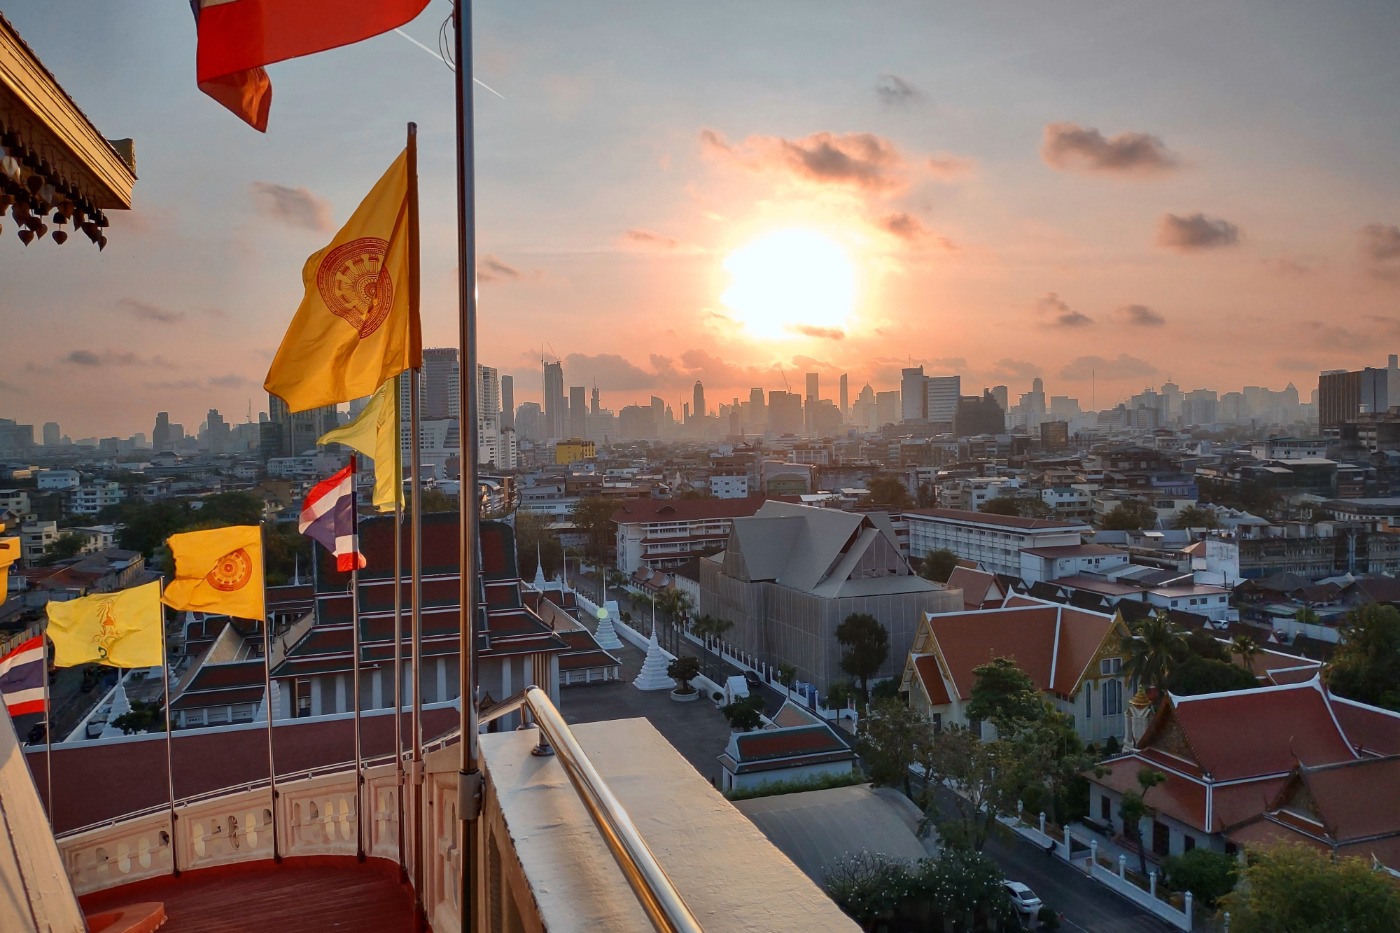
[1003,881,1043,916]
[742,670,763,689]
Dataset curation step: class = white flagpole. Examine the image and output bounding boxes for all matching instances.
[160,610,179,875]
[259,524,281,862]
[349,456,365,862]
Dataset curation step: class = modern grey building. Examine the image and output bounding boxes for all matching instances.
[700,501,960,693]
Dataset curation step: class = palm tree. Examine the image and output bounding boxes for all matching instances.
[1119,611,1187,701]
[692,614,734,678]
[1230,635,1260,677]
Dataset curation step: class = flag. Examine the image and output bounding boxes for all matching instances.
[193,0,428,131]
[264,149,421,412]
[318,379,403,511]
[300,462,366,573]
[0,636,46,717]
[0,533,18,608]
[47,582,164,669]
[162,526,265,622]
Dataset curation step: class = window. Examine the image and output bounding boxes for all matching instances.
[1103,679,1123,717]
[931,713,942,735]
[1083,682,1093,718]
[968,717,983,740]
[1100,657,1122,676]
[1101,795,1111,823]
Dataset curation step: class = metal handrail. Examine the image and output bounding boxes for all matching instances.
[515,685,703,933]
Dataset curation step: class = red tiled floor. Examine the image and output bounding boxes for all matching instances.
[81,858,417,933]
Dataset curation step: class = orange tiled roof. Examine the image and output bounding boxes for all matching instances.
[912,655,951,706]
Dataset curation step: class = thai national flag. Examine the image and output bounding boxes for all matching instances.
[300,461,367,573]
[0,635,47,718]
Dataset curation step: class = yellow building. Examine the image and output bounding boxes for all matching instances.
[554,437,596,464]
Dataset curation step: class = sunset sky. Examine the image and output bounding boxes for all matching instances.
[3,0,1400,439]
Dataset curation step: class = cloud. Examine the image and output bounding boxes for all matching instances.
[118,297,184,324]
[927,153,975,180]
[63,349,140,367]
[877,212,957,251]
[479,255,521,283]
[927,357,968,372]
[0,379,23,395]
[789,324,845,340]
[1117,304,1165,327]
[1270,258,1312,277]
[1157,212,1241,252]
[1058,354,1159,380]
[1276,357,1318,372]
[1042,122,1179,175]
[623,229,679,249]
[875,74,920,107]
[250,182,332,232]
[142,379,202,391]
[1301,322,1370,351]
[989,358,1040,381]
[561,352,660,392]
[209,373,254,388]
[1360,224,1400,281]
[700,128,906,192]
[1036,292,1093,327]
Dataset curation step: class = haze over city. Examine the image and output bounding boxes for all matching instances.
[3,0,1400,439]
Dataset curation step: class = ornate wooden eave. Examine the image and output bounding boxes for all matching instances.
[0,14,135,248]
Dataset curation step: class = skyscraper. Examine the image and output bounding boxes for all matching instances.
[926,375,961,429]
[543,360,566,438]
[590,385,600,416]
[901,366,926,422]
[569,385,586,438]
[804,372,819,434]
[42,422,59,447]
[500,375,514,431]
[423,347,461,419]
[839,373,848,419]
[748,387,765,432]
[693,381,706,422]
[152,412,171,452]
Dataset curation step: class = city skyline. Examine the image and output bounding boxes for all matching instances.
[3,1,1400,437]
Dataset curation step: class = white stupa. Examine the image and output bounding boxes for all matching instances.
[100,679,132,739]
[633,604,674,692]
[593,605,623,651]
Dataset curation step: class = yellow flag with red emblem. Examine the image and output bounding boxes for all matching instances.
[161,525,265,621]
[0,531,19,607]
[47,580,164,668]
[264,148,421,413]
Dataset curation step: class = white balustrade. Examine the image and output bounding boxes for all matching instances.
[178,787,275,872]
[61,811,174,896]
[281,772,358,858]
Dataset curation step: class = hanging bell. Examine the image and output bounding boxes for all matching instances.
[96,233,107,251]
[18,228,33,245]
[51,229,67,245]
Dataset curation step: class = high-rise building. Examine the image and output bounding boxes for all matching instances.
[152,412,171,452]
[590,385,600,416]
[901,366,926,422]
[748,387,765,433]
[268,393,337,457]
[543,360,566,438]
[804,372,819,434]
[925,375,961,429]
[515,401,543,440]
[569,386,586,439]
[768,390,804,435]
[692,381,706,422]
[876,390,901,428]
[839,373,848,419]
[205,408,230,453]
[991,385,1009,412]
[500,375,514,431]
[1320,355,1400,433]
[423,347,461,419]
[42,422,60,447]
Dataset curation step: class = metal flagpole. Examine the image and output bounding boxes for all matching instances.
[393,397,407,879]
[452,5,485,931]
[349,455,365,861]
[43,637,52,829]
[160,610,179,875]
[259,524,281,862]
[408,363,425,910]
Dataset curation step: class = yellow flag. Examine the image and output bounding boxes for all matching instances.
[318,377,403,512]
[161,526,265,621]
[47,580,164,668]
[0,533,19,608]
[264,149,421,413]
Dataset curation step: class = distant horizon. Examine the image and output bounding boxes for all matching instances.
[4,2,1399,437]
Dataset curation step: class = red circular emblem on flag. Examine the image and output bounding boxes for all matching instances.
[206,549,254,592]
[315,236,394,338]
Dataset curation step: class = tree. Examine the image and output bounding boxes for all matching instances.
[925,727,1019,852]
[1220,844,1400,933]
[1229,634,1260,673]
[721,693,765,732]
[418,488,456,513]
[980,495,1052,519]
[691,614,733,678]
[513,509,563,581]
[111,700,163,735]
[914,849,1015,928]
[1161,848,1238,908]
[824,851,913,931]
[114,500,189,558]
[1117,766,1166,877]
[865,474,911,510]
[1166,654,1259,696]
[856,698,932,799]
[1100,499,1159,531]
[666,655,700,694]
[41,532,86,564]
[836,613,889,703]
[916,481,938,508]
[1171,505,1219,530]
[776,662,798,690]
[191,491,265,526]
[571,496,618,560]
[965,657,1045,733]
[918,549,959,583]
[1011,707,1093,825]
[1324,604,1400,711]
[1119,611,1187,699]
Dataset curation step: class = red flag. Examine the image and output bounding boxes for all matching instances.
[193,0,429,131]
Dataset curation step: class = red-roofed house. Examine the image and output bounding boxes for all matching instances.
[613,495,772,574]
[945,565,1004,611]
[904,508,1091,577]
[1087,679,1400,864]
[717,700,857,792]
[899,598,1130,742]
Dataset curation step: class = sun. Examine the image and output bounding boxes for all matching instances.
[720,228,857,340]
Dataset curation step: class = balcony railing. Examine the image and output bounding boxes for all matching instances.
[53,686,702,933]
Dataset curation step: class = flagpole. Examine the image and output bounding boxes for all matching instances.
[259,524,281,862]
[160,610,179,876]
[393,498,407,881]
[43,638,53,830]
[408,362,425,911]
[452,5,484,931]
[349,455,365,862]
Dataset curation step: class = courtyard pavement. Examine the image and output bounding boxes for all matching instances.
[557,629,735,787]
